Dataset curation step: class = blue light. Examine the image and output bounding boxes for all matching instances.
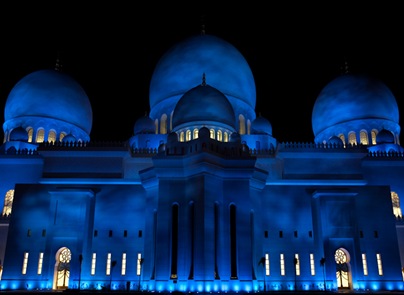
[197,284,204,292]
[371,282,380,291]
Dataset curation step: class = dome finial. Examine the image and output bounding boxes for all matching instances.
[201,73,206,86]
[200,14,206,35]
[55,51,63,72]
[340,56,350,75]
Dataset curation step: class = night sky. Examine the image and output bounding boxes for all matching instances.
[0,2,403,143]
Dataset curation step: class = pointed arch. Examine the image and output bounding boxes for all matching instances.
[335,248,352,290]
[348,132,357,146]
[27,128,33,143]
[371,129,378,145]
[36,128,45,143]
[359,130,368,145]
[170,203,179,279]
[160,114,168,134]
[53,247,71,290]
[48,130,57,143]
[338,134,346,146]
[210,129,215,139]
[2,189,14,216]
[391,191,402,218]
[193,128,199,139]
[238,114,246,135]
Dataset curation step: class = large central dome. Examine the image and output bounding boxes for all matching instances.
[148,33,256,125]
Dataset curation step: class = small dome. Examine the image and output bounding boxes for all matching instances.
[9,127,28,142]
[251,115,272,135]
[167,132,178,144]
[134,115,155,135]
[4,69,93,140]
[149,33,256,125]
[328,135,343,145]
[229,132,241,143]
[172,82,235,130]
[376,129,395,144]
[62,134,77,143]
[312,74,399,141]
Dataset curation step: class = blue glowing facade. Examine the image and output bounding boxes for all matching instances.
[0,32,404,293]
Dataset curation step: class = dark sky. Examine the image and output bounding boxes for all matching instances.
[0,2,403,143]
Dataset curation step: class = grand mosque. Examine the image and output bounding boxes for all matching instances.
[0,30,403,293]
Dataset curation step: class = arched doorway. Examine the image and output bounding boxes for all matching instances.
[53,247,71,290]
[335,248,352,290]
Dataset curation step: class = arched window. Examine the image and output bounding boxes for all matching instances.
[186,130,191,141]
[170,204,179,279]
[160,114,168,134]
[338,134,346,146]
[2,189,14,216]
[224,132,229,142]
[188,202,195,280]
[193,129,199,139]
[36,128,45,143]
[217,130,223,141]
[391,191,402,218]
[348,132,357,146]
[55,247,71,290]
[170,111,174,132]
[371,130,378,145]
[28,128,34,143]
[210,129,215,139]
[230,204,238,279]
[154,119,159,134]
[59,132,67,142]
[179,131,185,142]
[214,203,220,279]
[48,130,57,143]
[246,119,251,135]
[335,248,350,289]
[238,114,246,135]
[359,130,368,145]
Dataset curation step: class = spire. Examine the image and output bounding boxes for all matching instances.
[55,51,63,72]
[200,14,206,35]
[340,56,350,75]
[201,73,206,86]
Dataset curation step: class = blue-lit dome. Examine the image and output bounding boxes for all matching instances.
[312,74,400,143]
[9,126,28,142]
[149,33,256,127]
[328,135,344,146]
[4,69,92,141]
[62,134,77,143]
[251,115,272,135]
[376,128,395,144]
[134,114,155,135]
[230,132,241,143]
[172,82,235,131]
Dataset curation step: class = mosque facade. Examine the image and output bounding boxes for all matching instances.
[0,33,404,293]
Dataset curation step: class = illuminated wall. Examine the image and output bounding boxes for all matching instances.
[0,31,404,293]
